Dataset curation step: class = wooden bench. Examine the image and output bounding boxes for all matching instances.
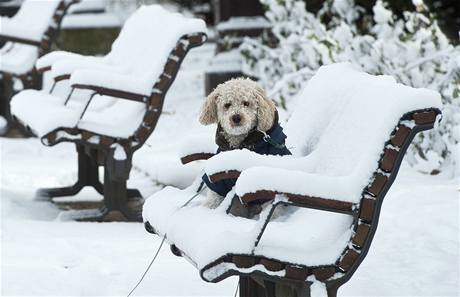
[143,63,442,296]
[0,0,80,130]
[10,5,207,221]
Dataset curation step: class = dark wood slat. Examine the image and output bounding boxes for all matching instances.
[209,170,241,182]
[181,153,215,164]
[391,125,411,147]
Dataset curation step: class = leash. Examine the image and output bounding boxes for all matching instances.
[234,281,239,297]
[180,181,206,208]
[258,130,287,149]
[126,235,166,297]
[126,182,205,297]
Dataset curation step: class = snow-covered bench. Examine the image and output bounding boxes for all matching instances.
[143,63,442,296]
[10,5,207,221]
[0,0,79,129]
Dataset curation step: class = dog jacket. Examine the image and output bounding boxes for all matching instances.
[202,118,291,198]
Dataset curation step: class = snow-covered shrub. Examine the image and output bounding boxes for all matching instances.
[241,0,460,174]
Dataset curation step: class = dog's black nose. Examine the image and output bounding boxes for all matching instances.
[232,114,241,124]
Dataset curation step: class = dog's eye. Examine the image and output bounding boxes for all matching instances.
[224,103,231,109]
[243,101,250,107]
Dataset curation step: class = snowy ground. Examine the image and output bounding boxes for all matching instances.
[1,44,459,296]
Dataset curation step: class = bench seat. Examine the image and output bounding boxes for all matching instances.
[12,89,145,139]
[11,90,81,137]
[143,185,353,281]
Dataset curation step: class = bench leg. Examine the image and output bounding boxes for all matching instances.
[101,163,143,222]
[37,145,103,200]
[326,284,340,297]
[239,276,312,297]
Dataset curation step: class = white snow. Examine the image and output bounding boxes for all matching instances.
[178,133,217,159]
[216,16,270,31]
[68,0,106,13]
[0,42,38,75]
[10,90,83,137]
[206,49,243,73]
[1,40,458,296]
[204,63,442,203]
[0,0,61,42]
[62,12,123,29]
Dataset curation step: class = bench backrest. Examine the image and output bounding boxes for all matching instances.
[284,63,441,202]
[106,5,205,80]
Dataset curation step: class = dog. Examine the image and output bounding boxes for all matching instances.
[199,78,291,217]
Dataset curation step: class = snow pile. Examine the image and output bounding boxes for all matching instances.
[205,63,441,202]
[0,0,61,42]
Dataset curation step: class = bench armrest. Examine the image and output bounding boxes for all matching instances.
[234,166,360,214]
[0,33,41,47]
[179,134,217,164]
[36,51,86,72]
[70,69,152,101]
[205,149,296,182]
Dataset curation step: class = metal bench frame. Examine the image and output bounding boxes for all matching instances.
[146,108,441,296]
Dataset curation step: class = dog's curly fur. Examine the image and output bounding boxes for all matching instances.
[200,78,276,149]
[199,78,277,209]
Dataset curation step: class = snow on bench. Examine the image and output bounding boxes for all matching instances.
[0,0,79,76]
[143,63,442,295]
[10,5,207,221]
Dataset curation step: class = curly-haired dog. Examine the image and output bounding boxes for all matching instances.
[199,78,291,217]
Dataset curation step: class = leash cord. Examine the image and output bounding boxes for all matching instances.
[180,181,206,208]
[126,235,166,297]
[234,281,239,297]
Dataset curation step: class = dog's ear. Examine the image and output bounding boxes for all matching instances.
[254,84,276,131]
[199,88,219,125]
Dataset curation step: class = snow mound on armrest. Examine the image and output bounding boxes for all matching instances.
[36,51,85,70]
[178,134,218,158]
[235,167,360,203]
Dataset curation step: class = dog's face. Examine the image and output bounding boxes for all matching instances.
[215,86,258,135]
[199,78,276,136]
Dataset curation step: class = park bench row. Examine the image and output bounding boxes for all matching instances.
[2,2,443,297]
